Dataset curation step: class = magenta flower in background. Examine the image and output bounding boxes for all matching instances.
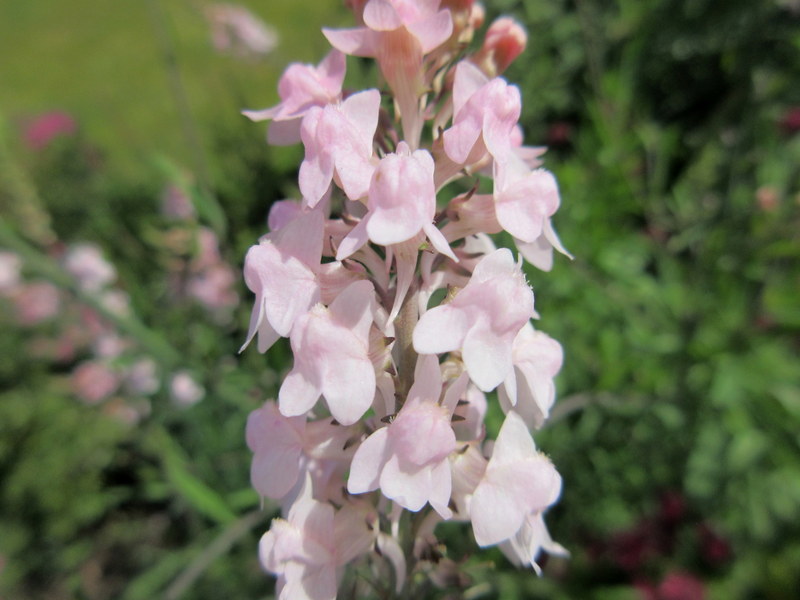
[24,111,77,150]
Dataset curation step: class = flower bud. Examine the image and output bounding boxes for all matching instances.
[474,17,527,76]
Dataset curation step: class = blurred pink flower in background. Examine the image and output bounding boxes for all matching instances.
[206,4,278,59]
[0,251,22,294]
[64,243,116,292]
[13,281,61,325]
[170,371,205,407]
[124,358,160,396]
[72,360,120,405]
[161,184,196,220]
[24,111,77,150]
[637,571,706,600]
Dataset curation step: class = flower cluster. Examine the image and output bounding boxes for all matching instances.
[241,1,571,596]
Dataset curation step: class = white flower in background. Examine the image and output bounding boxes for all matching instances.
[170,371,205,407]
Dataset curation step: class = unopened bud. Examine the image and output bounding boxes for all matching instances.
[474,17,527,76]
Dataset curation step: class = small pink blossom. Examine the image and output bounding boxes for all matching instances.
[63,244,116,292]
[124,358,160,396]
[337,141,455,261]
[72,360,120,405]
[13,281,61,325]
[299,90,380,206]
[348,355,467,517]
[206,4,278,59]
[278,280,377,425]
[170,371,204,407]
[241,208,324,352]
[243,50,346,145]
[0,251,21,295]
[413,248,534,391]
[443,61,521,166]
[469,411,561,546]
[260,477,373,600]
[247,401,354,501]
[498,323,563,428]
[494,155,560,244]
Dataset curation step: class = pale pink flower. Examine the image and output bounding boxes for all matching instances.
[64,243,116,292]
[469,411,561,546]
[188,263,239,313]
[260,477,373,600]
[413,248,534,391]
[124,358,160,396]
[13,281,61,325]
[160,184,196,220]
[417,232,496,313]
[493,154,560,244]
[246,401,353,501]
[243,50,346,145]
[267,199,303,231]
[278,280,377,425]
[99,289,131,317]
[72,360,120,405]
[499,323,563,428]
[442,61,521,166]
[0,251,21,295]
[348,355,467,517]
[206,4,278,59]
[337,141,455,260]
[170,371,204,407]
[92,333,130,359]
[298,89,380,206]
[241,208,324,352]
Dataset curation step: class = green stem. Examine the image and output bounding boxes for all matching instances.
[394,286,419,403]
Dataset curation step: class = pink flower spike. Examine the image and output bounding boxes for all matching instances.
[413,248,534,391]
[470,411,562,547]
[299,89,380,206]
[279,280,377,425]
[243,50,346,145]
[241,208,324,353]
[443,61,521,166]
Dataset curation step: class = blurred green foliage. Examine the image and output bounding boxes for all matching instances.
[0,0,799,599]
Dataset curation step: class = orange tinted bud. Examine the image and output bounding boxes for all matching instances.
[476,17,527,75]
